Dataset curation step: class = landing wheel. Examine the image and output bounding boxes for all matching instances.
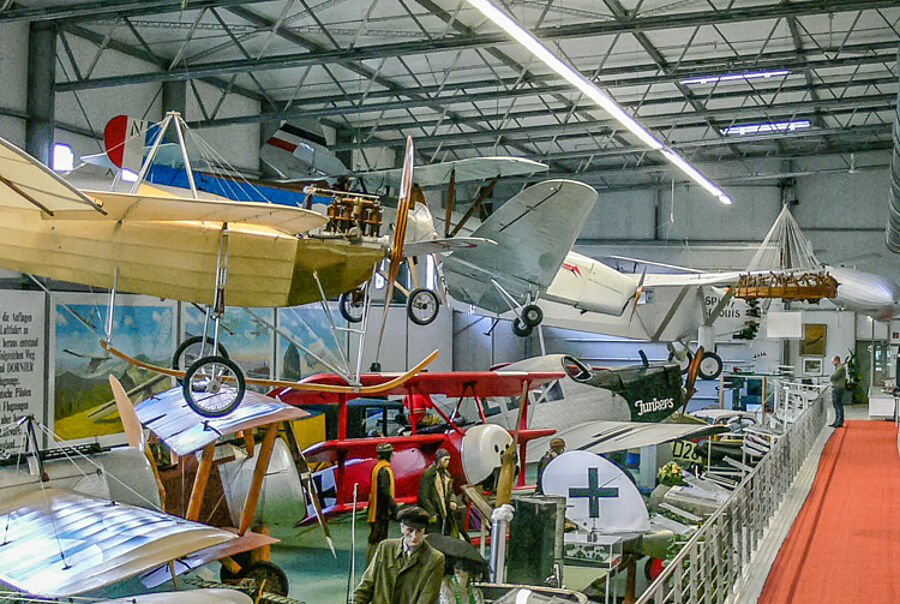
[183,355,245,417]
[521,304,543,327]
[668,349,694,374]
[697,351,723,380]
[339,287,366,323]
[511,317,532,337]
[242,561,290,597]
[219,552,252,582]
[172,335,229,372]
[407,287,440,325]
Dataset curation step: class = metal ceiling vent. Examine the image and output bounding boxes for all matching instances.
[887,59,900,254]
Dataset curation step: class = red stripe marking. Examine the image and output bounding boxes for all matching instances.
[267,136,297,153]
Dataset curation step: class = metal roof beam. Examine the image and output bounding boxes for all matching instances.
[335,93,895,149]
[54,0,900,91]
[0,0,273,24]
[179,57,896,129]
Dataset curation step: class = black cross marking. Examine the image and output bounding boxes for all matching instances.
[568,467,619,518]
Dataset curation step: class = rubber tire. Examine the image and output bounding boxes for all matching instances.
[242,560,290,597]
[339,290,365,323]
[406,287,440,326]
[667,349,694,374]
[219,551,253,582]
[521,304,543,327]
[172,335,229,371]
[183,355,245,417]
[511,317,532,337]
[697,351,723,380]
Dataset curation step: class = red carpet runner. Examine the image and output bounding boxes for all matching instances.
[759,420,900,603]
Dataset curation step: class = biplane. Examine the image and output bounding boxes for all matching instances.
[268,369,563,517]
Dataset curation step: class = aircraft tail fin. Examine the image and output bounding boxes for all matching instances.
[456,180,597,290]
[260,122,347,178]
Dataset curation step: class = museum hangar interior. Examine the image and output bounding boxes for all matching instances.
[0,1,898,603]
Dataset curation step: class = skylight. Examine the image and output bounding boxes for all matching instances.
[680,69,791,86]
[720,119,811,137]
[51,143,74,172]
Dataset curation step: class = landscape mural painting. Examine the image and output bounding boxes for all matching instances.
[52,293,176,441]
[183,306,274,384]
[277,304,348,381]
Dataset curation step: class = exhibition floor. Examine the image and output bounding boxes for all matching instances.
[758,413,900,603]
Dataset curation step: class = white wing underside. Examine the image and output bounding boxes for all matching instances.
[554,420,725,455]
[0,488,238,597]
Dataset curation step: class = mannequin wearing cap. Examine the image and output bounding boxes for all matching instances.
[536,438,566,495]
[351,506,445,604]
[417,448,459,536]
[367,442,399,564]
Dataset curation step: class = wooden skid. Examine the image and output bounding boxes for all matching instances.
[102,340,438,395]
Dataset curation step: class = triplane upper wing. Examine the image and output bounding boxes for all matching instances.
[271,369,564,405]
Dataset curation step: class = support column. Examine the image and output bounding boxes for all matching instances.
[335,127,353,174]
[258,99,279,177]
[25,22,56,166]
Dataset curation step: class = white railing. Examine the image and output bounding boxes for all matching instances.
[635,383,827,603]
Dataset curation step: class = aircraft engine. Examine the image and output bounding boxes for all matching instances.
[460,424,514,484]
[217,439,306,528]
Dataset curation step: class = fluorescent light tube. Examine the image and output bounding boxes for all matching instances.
[464,0,731,205]
[680,69,791,86]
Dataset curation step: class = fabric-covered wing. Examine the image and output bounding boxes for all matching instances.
[272,370,564,405]
[560,420,727,455]
[644,271,743,288]
[0,137,103,214]
[135,386,309,457]
[452,180,597,290]
[357,156,548,189]
[0,488,238,597]
[58,190,327,235]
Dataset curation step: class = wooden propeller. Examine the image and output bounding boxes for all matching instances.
[680,346,704,416]
[375,136,415,362]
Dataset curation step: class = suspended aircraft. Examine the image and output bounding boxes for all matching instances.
[484,353,726,462]
[259,121,549,189]
[268,368,564,517]
[0,113,443,417]
[529,205,900,378]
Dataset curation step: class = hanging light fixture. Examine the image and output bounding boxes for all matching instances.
[463,0,732,205]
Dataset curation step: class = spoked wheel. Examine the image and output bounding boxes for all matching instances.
[339,287,366,323]
[241,561,290,597]
[697,351,723,380]
[521,304,543,327]
[182,355,245,417]
[172,335,229,372]
[511,317,532,337]
[407,287,440,325]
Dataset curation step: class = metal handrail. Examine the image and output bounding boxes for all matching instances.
[635,381,827,603]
